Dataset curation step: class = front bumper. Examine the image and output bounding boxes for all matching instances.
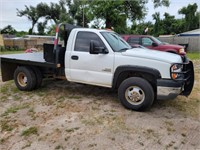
[157,60,194,100]
[157,79,183,100]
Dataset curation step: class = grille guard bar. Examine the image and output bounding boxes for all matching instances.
[170,61,194,96]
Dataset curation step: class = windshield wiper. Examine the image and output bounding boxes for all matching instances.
[118,48,130,52]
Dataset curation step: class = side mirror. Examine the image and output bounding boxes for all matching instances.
[90,40,108,54]
[152,42,158,47]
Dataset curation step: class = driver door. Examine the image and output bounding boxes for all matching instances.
[68,31,114,87]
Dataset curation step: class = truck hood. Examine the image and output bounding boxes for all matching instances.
[121,48,182,63]
[159,43,183,49]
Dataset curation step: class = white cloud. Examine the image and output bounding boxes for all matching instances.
[0,0,59,31]
[145,0,200,22]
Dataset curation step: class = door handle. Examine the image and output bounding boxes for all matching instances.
[71,55,79,60]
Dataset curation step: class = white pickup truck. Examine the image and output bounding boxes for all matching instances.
[0,23,194,111]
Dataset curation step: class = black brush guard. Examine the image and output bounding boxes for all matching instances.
[170,60,194,96]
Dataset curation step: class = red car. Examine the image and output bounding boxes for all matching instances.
[121,35,186,56]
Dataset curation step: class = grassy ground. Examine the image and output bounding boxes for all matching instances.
[0,50,24,55]
[187,52,200,60]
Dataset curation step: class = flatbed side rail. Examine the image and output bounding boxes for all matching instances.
[0,57,58,82]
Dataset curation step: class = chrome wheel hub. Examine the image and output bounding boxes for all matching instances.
[17,72,27,87]
[125,86,145,105]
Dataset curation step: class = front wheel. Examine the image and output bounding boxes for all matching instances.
[118,77,154,111]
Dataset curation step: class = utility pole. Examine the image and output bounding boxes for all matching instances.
[83,5,84,27]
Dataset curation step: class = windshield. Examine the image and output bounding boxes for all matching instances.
[151,36,162,44]
[101,32,131,52]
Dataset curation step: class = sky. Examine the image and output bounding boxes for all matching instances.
[0,0,199,32]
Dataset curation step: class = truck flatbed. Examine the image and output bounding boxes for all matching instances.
[0,52,57,68]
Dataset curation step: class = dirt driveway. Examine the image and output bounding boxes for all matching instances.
[0,60,199,150]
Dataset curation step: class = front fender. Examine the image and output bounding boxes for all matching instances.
[112,65,161,89]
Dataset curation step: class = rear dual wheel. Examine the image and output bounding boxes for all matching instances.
[31,66,43,89]
[14,66,42,91]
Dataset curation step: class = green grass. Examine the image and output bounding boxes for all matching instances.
[0,50,24,55]
[21,127,38,136]
[187,52,200,60]
[0,81,13,94]
[1,104,29,116]
[0,119,14,132]
[55,145,64,149]
[65,127,79,133]
[0,84,9,93]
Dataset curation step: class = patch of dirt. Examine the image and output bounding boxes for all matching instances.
[0,60,199,150]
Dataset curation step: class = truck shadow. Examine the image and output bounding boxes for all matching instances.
[41,78,118,101]
[39,78,198,116]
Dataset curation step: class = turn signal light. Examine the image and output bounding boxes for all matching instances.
[172,73,178,79]
[171,64,183,80]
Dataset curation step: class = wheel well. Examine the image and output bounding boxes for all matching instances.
[115,71,157,93]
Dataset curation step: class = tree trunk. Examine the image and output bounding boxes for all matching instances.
[105,14,112,29]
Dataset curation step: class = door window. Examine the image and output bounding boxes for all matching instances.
[127,37,140,44]
[142,38,153,46]
[74,31,105,52]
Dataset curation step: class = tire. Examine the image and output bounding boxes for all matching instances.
[118,77,154,111]
[31,66,43,89]
[14,66,36,91]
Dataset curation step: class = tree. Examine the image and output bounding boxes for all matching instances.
[88,0,169,33]
[152,12,164,36]
[179,3,199,31]
[47,2,64,24]
[17,1,73,34]
[131,21,153,35]
[172,19,185,34]
[17,5,39,34]
[15,31,28,37]
[89,0,146,30]
[162,13,176,34]
[66,0,91,27]
[37,21,48,35]
[16,0,170,35]
[153,0,170,8]
[152,12,186,36]
[40,0,73,34]
[36,2,50,18]
[1,25,17,35]
[42,0,72,24]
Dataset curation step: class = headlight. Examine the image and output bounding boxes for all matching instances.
[179,48,185,53]
[171,64,183,79]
